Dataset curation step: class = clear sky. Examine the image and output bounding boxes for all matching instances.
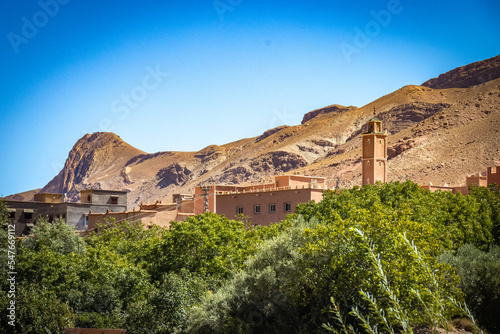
[0,0,499,196]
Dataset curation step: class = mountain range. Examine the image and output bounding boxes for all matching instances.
[6,54,500,208]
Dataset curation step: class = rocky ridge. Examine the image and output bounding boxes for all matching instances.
[5,54,500,207]
[422,54,500,89]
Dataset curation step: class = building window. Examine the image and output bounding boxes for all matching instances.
[379,161,382,167]
[111,196,118,205]
[379,139,382,144]
[8,211,16,219]
[367,178,370,184]
[367,161,370,166]
[254,205,261,214]
[236,206,244,214]
[87,195,91,202]
[284,202,291,212]
[367,139,370,145]
[85,215,89,226]
[24,212,33,220]
[269,203,276,213]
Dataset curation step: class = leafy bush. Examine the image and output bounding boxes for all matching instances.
[23,216,86,255]
[440,244,500,333]
[144,212,275,282]
[2,182,497,333]
[186,213,463,333]
[296,181,499,252]
[186,216,312,334]
[125,269,209,334]
[7,283,75,334]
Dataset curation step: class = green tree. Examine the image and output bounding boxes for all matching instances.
[125,269,208,334]
[440,244,500,333]
[14,283,75,334]
[145,213,261,281]
[23,216,86,255]
[187,216,312,334]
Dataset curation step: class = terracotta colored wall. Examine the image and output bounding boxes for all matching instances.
[194,185,246,214]
[362,135,374,159]
[453,186,469,195]
[215,188,324,226]
[274,175,326,188]
[487,167,500,187]
[362,159,375,185]
[152,209,178,228]
[362,132,387,185]
[466,176,487,187]
[88,211,157,230]
[179,199,194,213]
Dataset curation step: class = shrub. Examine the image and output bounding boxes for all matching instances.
[186,214,463,333]
[22,217,86,255]
[440,244,500,333]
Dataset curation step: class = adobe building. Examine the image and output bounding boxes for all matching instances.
[172,193,195,214]
[194,175,328,226]
[86,200,194,232]
[451,173,487,195]
[422,166,499,194]
[488,166,500,187]
[4,189,127,236]
[362,117,388,186]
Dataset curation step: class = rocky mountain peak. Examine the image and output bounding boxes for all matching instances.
[301,104,358,124]
[40,132,145,199]
[422,54,500,89]
[9,55,499,207]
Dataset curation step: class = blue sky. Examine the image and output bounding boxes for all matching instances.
[0,0,499,196]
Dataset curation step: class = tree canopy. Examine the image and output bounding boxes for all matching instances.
[0,182,499,333]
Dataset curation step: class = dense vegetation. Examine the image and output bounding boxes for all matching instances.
[1,181,499,333]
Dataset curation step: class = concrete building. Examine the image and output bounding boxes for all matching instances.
[362,117,388,186]
[194,175,327,226]
[5,189,127,236]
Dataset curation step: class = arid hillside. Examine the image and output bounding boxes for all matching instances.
[6,55,500,207]
[422,54,500,89]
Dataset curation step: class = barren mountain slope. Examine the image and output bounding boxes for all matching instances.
[8,55,499,207]
[40,132,147,202]
[422,54,500,89]
[300,78,500,188]
[3,189,42,202]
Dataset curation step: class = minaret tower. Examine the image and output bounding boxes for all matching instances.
[362,112,387,186]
